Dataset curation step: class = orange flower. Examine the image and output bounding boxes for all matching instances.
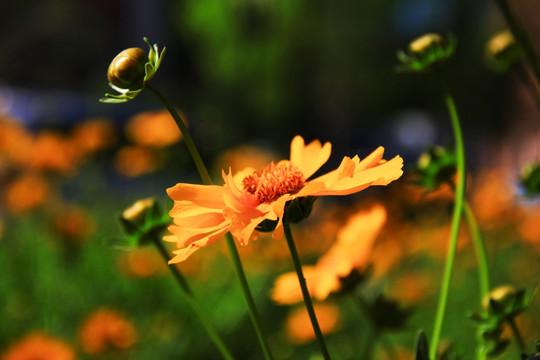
[125,109,183,147]
[0,117,34,168]
[114,145,160,177]
[71,117,117,155]
[2,332,75,360]
[79,308,137,354]
[2,173,50,215]
[285,303,341,344]
[29,131,81,173]
[51,206,94,243]
[165,136,403,263]
[117,249,167,278]
[271,204,387,304]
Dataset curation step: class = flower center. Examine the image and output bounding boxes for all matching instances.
[242,161,305,203]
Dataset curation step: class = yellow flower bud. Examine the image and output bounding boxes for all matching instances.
[107,48,148,91]
[482,285,517,311]
[409,33,444,55]
[485,30,515,59]
[122,198,155,222]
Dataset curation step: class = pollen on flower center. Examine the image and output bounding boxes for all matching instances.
[242,161,305,203]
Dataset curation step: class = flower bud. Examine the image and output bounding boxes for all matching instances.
[409,33,444,55]
[107,48,148,91]
[117,197,170,248]
[486,30,515,59]
[122,198,155,223]
[485,30,522,72]
[482,285,517,312]
[396,33,456,73]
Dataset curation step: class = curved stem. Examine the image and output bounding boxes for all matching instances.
[224,232,274,360]
[430,92,466,360]
[146,84,274,360]
[150,234,236,360]
[494,0,540,89]
[284,224,331,360]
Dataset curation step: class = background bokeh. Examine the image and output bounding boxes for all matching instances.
[2,0,540,359]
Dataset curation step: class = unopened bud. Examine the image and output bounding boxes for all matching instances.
[122,198,155,222]
[107,48,148,91]
[486,30,515,59]
[482,285,517,312]
[409,33,444,55]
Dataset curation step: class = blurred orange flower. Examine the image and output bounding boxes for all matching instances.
[29,131,81,173]
[271,204,387,304]
[165,135,403,263]
[0,117,33,168]
[114,145,160,177]
[2,173,50,215]
[517,204,540,246]
[51,206,94,243]
[2,332,75,360]
[71,117,117,155]
[285,303,341,344]
[117,249,167,277]
[470,169,516,228]
[214,145,276,175]
[79,308,137,354]
[387,272,434,305]
[125,109,183,147]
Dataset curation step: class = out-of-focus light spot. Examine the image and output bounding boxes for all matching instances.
[392,0,455,37]
[392,110,436,152]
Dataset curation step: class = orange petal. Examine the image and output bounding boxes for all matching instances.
[227,204,275,246]
[300,153,403,197]
[167,218,230,247]
[167,183,225,209]
[171,211,225,228]
[290,135,331,179]
[222,169,259,212]
[167,226,229,263]
[270,194,294,240]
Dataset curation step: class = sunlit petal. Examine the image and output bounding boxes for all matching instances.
[290,135,332,179]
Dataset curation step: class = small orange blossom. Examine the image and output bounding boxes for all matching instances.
[165,135,403,263]
[2,332,75,360]
[79,308,137,354]
[285,303,341,344]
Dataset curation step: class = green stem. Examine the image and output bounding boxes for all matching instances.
[146,84,212,185]
[430,92,466,360]
[494,0,540,89]
[146,84,274,360]
[462,200,490,360]
[284,224,331,360]
[463,200,490,299]
[150,234,236,360]
[224,232,274,360]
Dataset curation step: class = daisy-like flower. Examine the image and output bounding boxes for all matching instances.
[165,135,403,263]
